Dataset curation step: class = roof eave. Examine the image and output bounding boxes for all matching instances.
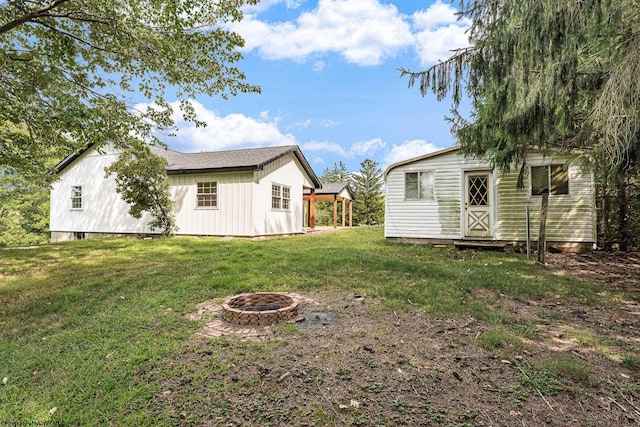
[166,165,257,175]
[383,146,460,181]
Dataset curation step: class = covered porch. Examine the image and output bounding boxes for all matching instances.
[303,182,354,229]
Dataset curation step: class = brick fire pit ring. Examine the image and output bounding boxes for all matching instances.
[221,292,299,326]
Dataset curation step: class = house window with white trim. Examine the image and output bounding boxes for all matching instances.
[196,181,217,207]
[404,171,433,199]
[272,184,290,210]
[71,186,82,209]
[531,165,569,196]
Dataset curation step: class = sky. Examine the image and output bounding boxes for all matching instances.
[141,0,471,174]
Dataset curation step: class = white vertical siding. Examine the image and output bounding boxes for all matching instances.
[51,148,314,238]
[50,144,154,234]
[170,172,254,236]
[253,153,307,236]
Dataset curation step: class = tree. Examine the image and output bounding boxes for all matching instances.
[322,161,351,183]
[105,147,176,236]
[401,0,638,173]
[401,0,640,247]
[1,0,260,232]
[0,171,50,247]
[352,159,384,225]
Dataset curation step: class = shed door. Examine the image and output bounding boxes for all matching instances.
[465,172,492,238]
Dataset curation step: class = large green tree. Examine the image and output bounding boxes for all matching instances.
[401,0,640,247]
[352,159,384,226]
[401,0,638,174]
[1,0,260,236]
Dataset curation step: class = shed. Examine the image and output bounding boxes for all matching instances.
[384,146,596,252]
[50,143,321,241]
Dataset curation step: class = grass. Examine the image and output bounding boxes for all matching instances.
[0,226,631,424]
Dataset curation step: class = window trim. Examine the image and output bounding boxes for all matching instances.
[530,164,569,196]
[70,185,83,210]
[271,183,291,211]
[404,171,434,200]
[196,181,218,209]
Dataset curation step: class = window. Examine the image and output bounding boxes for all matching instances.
[196,181,217,207]
[531,165,569,196]
[71,186,82,209]
[405,171,434,199]
[272,184,290,210]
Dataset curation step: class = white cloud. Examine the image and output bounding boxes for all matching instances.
[313,60,326,71]
[351,137,385,156]
[233,0,470,68]
[136,100,297,152]
[384,139,442,167]
[233,0,413,66]
[411,1,471,66]
[302,140,349,157]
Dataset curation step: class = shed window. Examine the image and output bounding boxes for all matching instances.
[71,186,82,209]
[405,171,433,199]
[196,181,217,207]
[531,165,569,196]
[272,184,290,210]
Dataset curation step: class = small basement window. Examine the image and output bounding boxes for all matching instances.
[531,165,569,196]
[405,171,433,199]
[196,181,217,207]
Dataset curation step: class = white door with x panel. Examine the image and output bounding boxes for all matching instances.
[464,172,492,238]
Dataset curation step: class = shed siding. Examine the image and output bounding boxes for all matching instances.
[385,149,595,244]
[494,153,595,243]
[253,153,306,235]
[50,144,154,235]
[385,151,486,239]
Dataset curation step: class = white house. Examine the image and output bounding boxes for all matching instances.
[384,146,596,252]
[50,144,322,241]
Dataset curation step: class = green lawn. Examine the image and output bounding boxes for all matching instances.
[0,227,628,424]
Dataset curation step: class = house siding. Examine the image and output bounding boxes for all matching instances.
[170,172,254,236]
[50,144,155,239]
[51,146,317,241]
[385,149,595,247]
[253,153,307,236]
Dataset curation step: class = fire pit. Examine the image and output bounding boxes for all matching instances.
[221,292,298,326]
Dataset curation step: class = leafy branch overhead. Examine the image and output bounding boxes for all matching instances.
[0,0,261,178]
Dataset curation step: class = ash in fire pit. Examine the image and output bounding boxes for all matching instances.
[222,292,298,326]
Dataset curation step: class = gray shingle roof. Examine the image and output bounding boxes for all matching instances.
[151,145,321,187]
[55,144,321,188]
[304,181,354,199]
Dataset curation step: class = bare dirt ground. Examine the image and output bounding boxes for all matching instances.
[161,252,640,426]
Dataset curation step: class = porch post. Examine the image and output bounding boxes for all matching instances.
[342,198,346,227]
[333,195,338,228]
[310,189,316,229]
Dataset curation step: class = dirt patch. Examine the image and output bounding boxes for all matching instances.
[153,253,640,426]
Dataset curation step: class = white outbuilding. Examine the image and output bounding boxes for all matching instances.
[384,146,596,252]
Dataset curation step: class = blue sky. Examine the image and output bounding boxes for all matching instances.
[140,0,471,174]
